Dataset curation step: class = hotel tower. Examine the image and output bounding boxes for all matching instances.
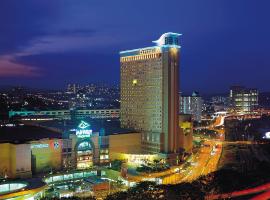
[120,33,181,161]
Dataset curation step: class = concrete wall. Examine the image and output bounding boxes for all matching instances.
[0,143,31,178]
[15,144,32,178]
[0,143,13,178]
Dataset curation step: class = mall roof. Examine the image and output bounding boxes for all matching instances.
[36,119,135,136]
[0,124,62,143]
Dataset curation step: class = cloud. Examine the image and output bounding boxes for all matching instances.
[0,1,59,55]
[16,31,126,56]
[0,55,41,77]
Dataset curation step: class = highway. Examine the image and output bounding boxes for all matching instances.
[123,116,225,185]
[153,116,225,184]
[122,136,223,185]
[161,137,223,184]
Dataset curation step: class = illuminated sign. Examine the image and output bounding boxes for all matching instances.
[180,121,191,135]
[264,132,270,139]
[31,144,49,149]
[76,121,92,138]
[78,121,90,129]
[76,129,92,138]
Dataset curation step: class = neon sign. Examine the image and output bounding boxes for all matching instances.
[78,121,90,129]
[76,121,92,138]
[76,129,92,138]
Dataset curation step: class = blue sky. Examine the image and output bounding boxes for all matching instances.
[0,0,270,93]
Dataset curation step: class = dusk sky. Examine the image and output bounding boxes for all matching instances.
[0,0,270,93]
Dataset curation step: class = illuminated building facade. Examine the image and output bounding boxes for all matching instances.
[120,33,181,161]
[0,139,64,178]
[230,86,258,113]
[179,114,193,153]
[0,143,32,178]
[69,121,108,169]
[179,92,202,122]
[0,122,110,178]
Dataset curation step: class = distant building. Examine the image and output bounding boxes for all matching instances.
[211,96,228,104]
[210,96,229,112]
[67,83,79,94]
[229,86,258,112]
[120,32,181,163]
[179,92,202,122]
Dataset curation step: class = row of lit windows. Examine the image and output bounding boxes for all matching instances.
[121,67,162,72]
[100,155,109,160]
[12,109,119,116]
[121,53,161,62]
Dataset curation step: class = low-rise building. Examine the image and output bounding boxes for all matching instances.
[0,121,140,178]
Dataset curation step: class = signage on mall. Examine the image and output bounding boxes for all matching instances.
[31,143,49,149]
[76,120,92,138]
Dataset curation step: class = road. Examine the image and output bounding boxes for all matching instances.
[162,117,225,184]
[123,116,225,185]
[161,138,223,184]
[122,136,223,185]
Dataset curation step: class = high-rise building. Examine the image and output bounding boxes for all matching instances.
[67,83,78,94]
[229,86,258,113]
[120,33,181,160]
[179,92,202,122]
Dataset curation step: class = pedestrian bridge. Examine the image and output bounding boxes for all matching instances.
[43,170,99,184]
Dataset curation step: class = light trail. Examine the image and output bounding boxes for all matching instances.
[206,182,270,200]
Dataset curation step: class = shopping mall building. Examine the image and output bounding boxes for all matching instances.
[0,114,192,179]
[0,120,142,179]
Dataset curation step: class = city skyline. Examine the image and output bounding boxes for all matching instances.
[1,2,270,198]
[1,1,270,93]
